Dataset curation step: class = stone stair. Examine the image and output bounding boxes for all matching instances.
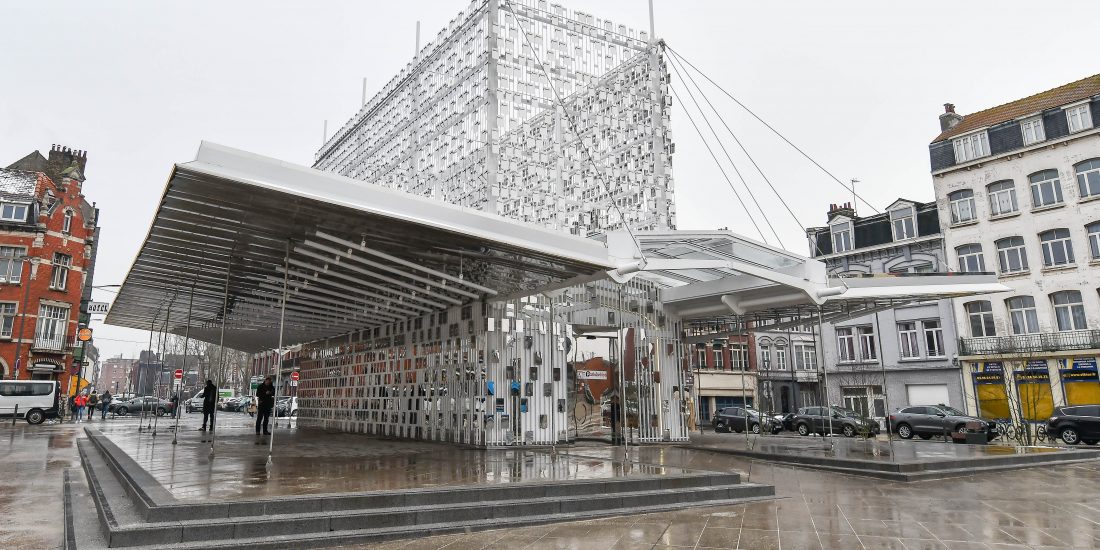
[67,429,775,549]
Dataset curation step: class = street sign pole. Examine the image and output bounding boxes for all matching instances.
[75,326,93,421]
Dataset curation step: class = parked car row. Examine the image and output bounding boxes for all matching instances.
[714,401,1100,447]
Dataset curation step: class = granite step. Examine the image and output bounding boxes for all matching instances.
[74,429,776,548]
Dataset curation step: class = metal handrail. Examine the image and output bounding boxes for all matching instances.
[959,329,1100,356]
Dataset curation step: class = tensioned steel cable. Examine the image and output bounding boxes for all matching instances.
[665,55,779,247]
[667,50,808,241]
[667,84,768,244]
[666,45,881,215]
[502,0,646,257]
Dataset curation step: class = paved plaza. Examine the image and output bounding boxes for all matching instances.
[4,413,1100,549]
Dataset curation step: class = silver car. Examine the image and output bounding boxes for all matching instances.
[888,405,996,441]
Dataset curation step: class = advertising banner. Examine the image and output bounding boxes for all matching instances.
[1061,356,1100,406]
[972,371,1004,385]
[983,361,1004,372]
[1014,368,1049,384]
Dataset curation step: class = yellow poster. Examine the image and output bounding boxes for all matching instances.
[976,383,1010,420]
[1064,382,1100,406]
[1016,382,1054,421]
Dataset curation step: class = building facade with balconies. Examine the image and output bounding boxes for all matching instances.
[753,323,821,415]
[682,320,756,425]
[930,74,1100,423]
[0,146,100,393]
[807,200,963,421]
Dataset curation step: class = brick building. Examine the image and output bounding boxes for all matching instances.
[0,145,100,393]
[97,355,137,395]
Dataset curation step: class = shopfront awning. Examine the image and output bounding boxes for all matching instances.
[105,142,613,352]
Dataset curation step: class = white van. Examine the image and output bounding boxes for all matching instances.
[184,388,237,413]
[0,380,61,424]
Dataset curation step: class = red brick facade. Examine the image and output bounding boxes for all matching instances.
[0,146,99,393]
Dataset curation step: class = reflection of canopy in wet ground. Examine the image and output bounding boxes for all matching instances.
[106,142,1008,352]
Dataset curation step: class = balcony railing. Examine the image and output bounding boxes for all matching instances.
[33,334,67,351]
[959,329,1100,356]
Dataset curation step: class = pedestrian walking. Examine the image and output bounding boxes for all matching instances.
[100,391,112,420]
[171,394,180,419]
[199,380,217,431]
[73,393,87,423]
[255,376,275,440]
[67,394,76,422]
[87,391,99,421]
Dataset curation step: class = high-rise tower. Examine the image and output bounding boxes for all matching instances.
[314,0,675,237]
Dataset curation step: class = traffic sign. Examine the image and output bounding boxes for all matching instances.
[77,328,93,342]
[291,371,300,381]
[173,369,183,380]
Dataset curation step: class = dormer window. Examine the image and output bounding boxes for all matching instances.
[952,130,990,163]
[1065,103,1093,133]
[889,206,915,241]
[831,221,852,253]
[0,203,29,223]
[62,210,73,234]
[1020,116,1045,145]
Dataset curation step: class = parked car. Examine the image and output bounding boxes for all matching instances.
[219,396,250,412]
[888,405,996,441]
[185,388,238,413]
[793,406,880,438]
[111,397,175,416]
[275,396,298,418]
[713,406,780,434]
[775,412,797,432]
[0,380,61,424]
[184,390,204,413]
[1047,405,1100,445]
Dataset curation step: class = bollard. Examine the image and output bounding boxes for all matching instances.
[11,405,17,426]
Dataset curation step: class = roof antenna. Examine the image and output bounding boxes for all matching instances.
[850,178,860,216]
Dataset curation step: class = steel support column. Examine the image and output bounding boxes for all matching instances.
[210,258,232,456]
[269,241,291,460]
[172,276,199,444]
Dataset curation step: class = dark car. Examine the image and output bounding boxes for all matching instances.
[110,397,174,416]
[713,406,780,434]
[774,412,797,432]
[793,406,880,438]
[888,405,996,441]
[1047,405,1100,445]
[218,396,250,412]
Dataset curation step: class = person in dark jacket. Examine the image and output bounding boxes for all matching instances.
[255,376,275,436]
[199,380,217,431]
[100,391,112,420]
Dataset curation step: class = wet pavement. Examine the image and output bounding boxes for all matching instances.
[93,413,694,501]
[5,412,1100,549]
[0,417,84,549]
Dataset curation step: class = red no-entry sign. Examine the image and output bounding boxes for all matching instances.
[173,369,183,380]
[291,371,300,381]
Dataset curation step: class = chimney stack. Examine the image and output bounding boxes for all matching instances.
[827,201,856,220]
[939,103,964,132]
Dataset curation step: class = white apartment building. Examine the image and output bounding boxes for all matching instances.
[929,74,1100,423]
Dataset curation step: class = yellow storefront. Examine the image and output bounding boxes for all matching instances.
[973,363,1009,420]
[1059,357,1100,406]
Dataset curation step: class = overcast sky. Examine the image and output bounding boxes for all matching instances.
[1,0,1096,362]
